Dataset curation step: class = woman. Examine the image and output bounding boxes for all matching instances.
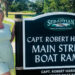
[0,9,14,75]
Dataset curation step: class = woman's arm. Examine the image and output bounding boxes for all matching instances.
[10,25,15,42]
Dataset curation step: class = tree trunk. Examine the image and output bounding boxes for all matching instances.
[4,0,8,17]
[0,0,2,8]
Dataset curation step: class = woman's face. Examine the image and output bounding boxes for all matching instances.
[0,13,3,23]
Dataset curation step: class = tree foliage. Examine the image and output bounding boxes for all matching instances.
[34,0,44,14]
[1,0,75,14]
[9,2,28,12]
[43,0,75,13]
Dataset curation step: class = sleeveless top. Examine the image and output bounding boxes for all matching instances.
[0,24,14,69]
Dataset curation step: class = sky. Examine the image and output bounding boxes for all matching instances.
[29,0,36,2]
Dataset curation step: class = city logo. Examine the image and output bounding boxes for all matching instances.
[45,17,75,31]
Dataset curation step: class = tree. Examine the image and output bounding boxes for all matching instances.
[0,0,1,8]
[70,0,75,12]
[0,0,29,17]
[35,0,44,14]
[43,0,74,13]
[9,2,28,12]
[16,0,29,2]
[43,0,58,12]
[72,0,75,12]
[4,0,9,17]
[0,0,9,17]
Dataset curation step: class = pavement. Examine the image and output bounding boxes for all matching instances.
[4,18,15,23]
[11,42,15,53]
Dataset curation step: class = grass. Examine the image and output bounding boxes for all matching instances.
[8,11,36,15]
[5,15,15,20]
[3,20,14,30]
[22,11,36,13]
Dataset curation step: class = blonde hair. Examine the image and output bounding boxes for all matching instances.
[0,9,4,20]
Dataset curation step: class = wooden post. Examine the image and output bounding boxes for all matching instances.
[15,14,23,75]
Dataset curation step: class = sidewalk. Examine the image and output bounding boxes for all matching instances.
[11,42,15,53]
[4,18,15,23]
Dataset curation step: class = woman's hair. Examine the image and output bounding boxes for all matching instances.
[0,9,4,20]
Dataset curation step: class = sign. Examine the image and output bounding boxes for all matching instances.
[23,12,75,70]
